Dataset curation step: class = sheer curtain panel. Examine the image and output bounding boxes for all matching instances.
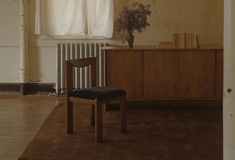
[35,0,113,38]
[87,0,113,38]
[35,0,85,36]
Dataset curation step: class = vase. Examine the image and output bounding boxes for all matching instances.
[126,32,134,48]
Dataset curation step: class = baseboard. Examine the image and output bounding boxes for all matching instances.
[0,83,20,92]
[105,99,223,111]
[0,83,55,95]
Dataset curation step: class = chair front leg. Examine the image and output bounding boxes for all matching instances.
[120,96,127,133]
[67,100,73,134]
[91,105,95,126]
[95,102,103,142]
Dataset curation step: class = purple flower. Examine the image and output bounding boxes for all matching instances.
[115,2,151,34]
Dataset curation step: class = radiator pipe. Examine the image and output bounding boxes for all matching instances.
[19,0,28,93]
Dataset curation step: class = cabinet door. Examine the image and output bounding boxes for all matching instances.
[216,51,223,99]
[106,50,143,99]
[143,51,180,98]
[180,51,216,98]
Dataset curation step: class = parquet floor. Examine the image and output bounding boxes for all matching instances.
[0,94,61,160]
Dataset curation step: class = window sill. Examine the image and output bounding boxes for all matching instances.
[36,34,112,40]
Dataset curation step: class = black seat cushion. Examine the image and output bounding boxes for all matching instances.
[69,87,127,101]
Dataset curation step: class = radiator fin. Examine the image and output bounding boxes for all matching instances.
[56,42,108,95]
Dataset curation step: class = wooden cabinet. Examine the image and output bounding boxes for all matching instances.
[179,51,216,98]
[104,47,223,101]
[106,50,143,98]
[143,51,179,98]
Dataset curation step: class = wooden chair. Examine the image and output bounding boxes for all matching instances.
[66,57,127,143]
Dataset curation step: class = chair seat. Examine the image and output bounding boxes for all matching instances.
[69,87,127,101]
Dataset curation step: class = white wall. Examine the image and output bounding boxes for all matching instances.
[115,0,223,46]
[0,1,20,83]
[28,46,56,83]
[0,47,20,82]
[0,0,224,83]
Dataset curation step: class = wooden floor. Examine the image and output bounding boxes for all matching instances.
[0,94,61,160]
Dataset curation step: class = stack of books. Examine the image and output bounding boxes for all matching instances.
[172,32,199,49]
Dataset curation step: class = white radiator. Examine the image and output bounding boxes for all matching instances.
[56,42,108,95]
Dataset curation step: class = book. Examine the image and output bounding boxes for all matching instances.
[173,33,185,48]
[173,32,198,49]
[159,41,175,48]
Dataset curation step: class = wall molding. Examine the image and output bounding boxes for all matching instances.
[0,45,20,47]
[0,83,55,95]
[0,0,18,3]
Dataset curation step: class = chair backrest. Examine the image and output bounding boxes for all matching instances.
[66,57,97,96]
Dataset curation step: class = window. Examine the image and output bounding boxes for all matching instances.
[35,0,114,38]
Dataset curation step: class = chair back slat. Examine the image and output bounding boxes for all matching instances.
[66,57,98,95]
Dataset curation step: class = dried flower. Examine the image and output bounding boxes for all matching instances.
[115,2,151,48]
[115,2,151,34]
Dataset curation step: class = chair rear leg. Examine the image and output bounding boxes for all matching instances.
[67,101,73,134]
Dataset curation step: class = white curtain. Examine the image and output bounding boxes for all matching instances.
[35,0,85,36]
[87,0,113,38]
[35,0,113,38]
